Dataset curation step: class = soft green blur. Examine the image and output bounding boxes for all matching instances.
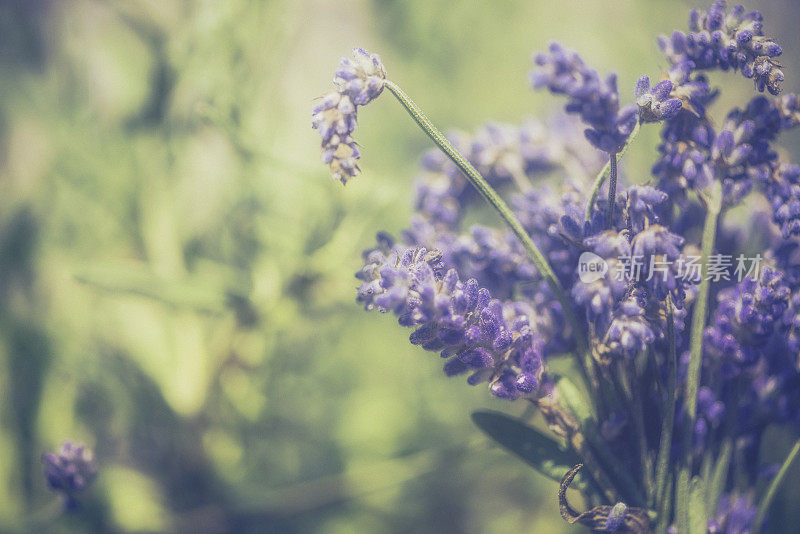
[0,1,799,533]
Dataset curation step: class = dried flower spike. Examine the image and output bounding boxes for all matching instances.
[313,48,386,184]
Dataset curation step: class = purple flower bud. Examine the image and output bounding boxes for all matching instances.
[42,442,97,502]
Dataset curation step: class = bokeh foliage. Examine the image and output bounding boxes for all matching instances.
[0,1,799,533]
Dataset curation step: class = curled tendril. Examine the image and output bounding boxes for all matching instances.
[559,464,651,533]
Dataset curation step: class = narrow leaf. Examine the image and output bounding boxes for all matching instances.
[553,375,593,425]
[471,410,584,488]
[753,438,800,534]
[705,439,732,517]
[688,476,707,534]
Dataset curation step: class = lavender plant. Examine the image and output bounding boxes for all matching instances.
[314,1,800,532]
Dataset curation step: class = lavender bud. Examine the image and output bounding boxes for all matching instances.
[42,442,97,505]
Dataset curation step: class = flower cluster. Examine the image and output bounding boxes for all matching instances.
[702,265,800,444]
[768,164,800,238]
[356,234,546,399]
[658,0,784,95]
[312,48,386,184]
[42,441,97,507]
[317,1,800,530]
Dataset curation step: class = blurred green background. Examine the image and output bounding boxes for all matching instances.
[0,1,799,532]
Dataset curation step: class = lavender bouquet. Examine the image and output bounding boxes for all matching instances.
[313,2,800,532]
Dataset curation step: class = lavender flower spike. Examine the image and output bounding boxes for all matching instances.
[530,42,638,153]
[313,48,386,184]
[658,0,785,95]
[42,441,97,507]
[356,234,546,400]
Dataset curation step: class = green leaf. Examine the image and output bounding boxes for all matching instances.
[705,439,732,517]
[471,410,584,488]
[753,438,800,534]
[688,476,707,534]
[553,375,593,425]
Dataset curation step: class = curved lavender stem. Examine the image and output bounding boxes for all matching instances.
[383,80,591,369]
[608,154,618,228]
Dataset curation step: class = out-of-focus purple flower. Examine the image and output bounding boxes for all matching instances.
[603,290,656,359]
[411,117,604,229]
[768,164,800,238]
[705,266,791,365]
[42,442,97,504]
[707,492,759,533]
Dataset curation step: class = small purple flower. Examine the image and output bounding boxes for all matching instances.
[603,290,656,359]
[635,76,683,122]
[707,492,759,533]
[312,91,361,184]
[42,442,97,505]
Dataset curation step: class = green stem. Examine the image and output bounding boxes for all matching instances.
[654,297,678,533]
[630,354,653,501]
[607,153,618,227]
[752,438,800,534]
[584,120,641,224]
[384,80,590,360]
[677,180,722,531]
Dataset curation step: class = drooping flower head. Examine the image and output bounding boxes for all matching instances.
[313,48,386,184]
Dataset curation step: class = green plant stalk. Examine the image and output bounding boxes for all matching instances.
[654,297,678,532]
[752,438,800,534]
[384,80,590,365]
[630,354,653,501]
[583,120,641,224]
[677,180,723,531]
[607,153,618,227]
[706,438,732,517]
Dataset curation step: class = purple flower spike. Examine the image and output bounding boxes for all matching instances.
[530,42,637,153]
[356,235,546,398]
[659,0,785,95]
